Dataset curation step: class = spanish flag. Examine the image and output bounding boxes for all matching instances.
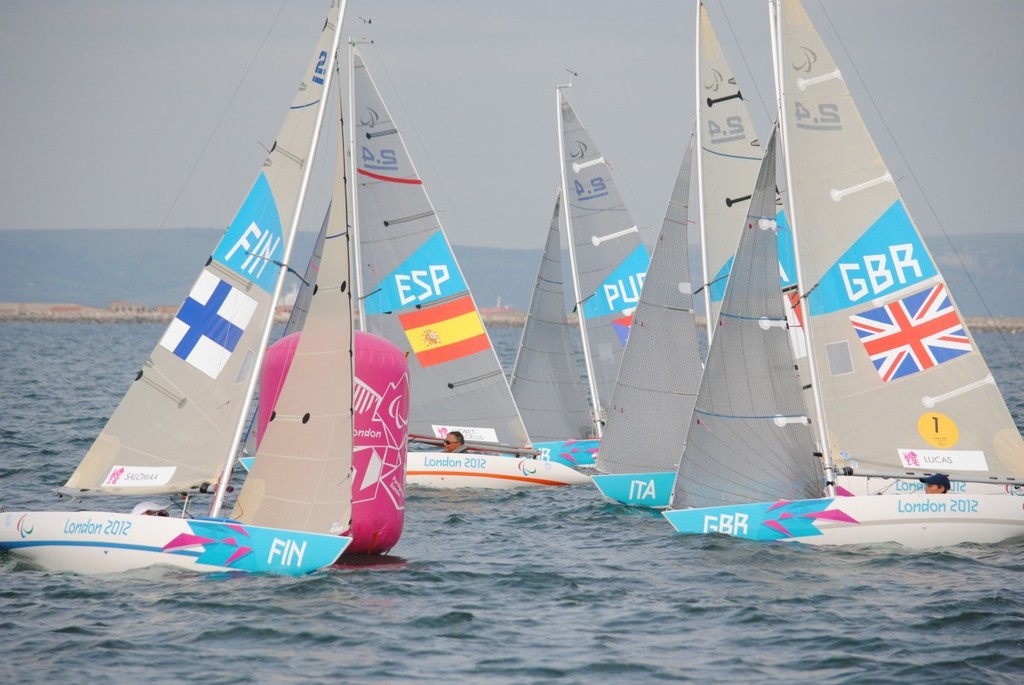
[398,295,490,367]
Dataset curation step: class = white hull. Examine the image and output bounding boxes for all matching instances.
[663,494,1024,549]
[0,511,350,575]
[406,451,591,489]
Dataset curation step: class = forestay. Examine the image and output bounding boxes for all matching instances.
[557,90,649,435]
[775,0,1024,484]
[61,8,344,498]
[672,130,822,509]
[510,191,593,442]
[351,48,530,448]
[598,139,703,475]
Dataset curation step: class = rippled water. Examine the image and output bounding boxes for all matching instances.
[2,323,1024,684]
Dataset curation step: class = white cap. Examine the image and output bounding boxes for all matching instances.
[131,500,170,516]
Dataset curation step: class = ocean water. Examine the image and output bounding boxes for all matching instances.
[2,322,1024,684]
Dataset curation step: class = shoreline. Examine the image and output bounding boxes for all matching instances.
[2,302,1023,333]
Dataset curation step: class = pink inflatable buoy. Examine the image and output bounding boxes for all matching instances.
[257,331,409,555]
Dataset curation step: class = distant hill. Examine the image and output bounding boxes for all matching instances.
[1,228,1022,317]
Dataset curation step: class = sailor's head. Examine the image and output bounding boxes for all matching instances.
[919,473,951,494]
[443,431,465,453]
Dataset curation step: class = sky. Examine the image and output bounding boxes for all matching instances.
[2,0,1022,254]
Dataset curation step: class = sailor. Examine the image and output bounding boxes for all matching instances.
[919,473,951,495]
[443,431,468,454]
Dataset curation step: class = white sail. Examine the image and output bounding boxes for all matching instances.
[62,3,345,498]
[350,48,530,448]
[672,129,821,508]
[509,191,593,442]
[597,139,703,476]
[232,61,354,535]
[775,0,1024,483]
[695,1,765,341]
[557,90,649,436]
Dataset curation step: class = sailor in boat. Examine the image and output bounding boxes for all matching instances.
[131,500,171,517]
[920,474,951,495]
[443,431,468,454]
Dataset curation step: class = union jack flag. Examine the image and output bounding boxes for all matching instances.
[849,283,971,383]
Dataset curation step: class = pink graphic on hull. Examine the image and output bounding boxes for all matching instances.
[259,331,409,556]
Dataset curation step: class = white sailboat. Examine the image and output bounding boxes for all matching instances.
[0,0,356,574]
[348,46,588,489]
[663,0,1024,548]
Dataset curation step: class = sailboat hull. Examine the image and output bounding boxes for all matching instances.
[533,439,599,469]
[406,451,591,489]
[592,471,675,509]
[0,511,350,575]
[663,495,1024,549]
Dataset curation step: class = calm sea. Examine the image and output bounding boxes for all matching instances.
[2,323,1024,684]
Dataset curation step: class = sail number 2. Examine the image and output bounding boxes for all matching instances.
[793,101,841,131]
[574,177,609,201]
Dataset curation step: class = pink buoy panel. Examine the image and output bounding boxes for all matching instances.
[257,331,409,555]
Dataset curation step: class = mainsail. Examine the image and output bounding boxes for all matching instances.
[557,90,649,436]
[775,0,1024,483]
[509,191,592,441]
[597,139,703,475]
[672,129,821,509]
[695,1,764,342]
[350,48,530,448]
[62,3,344,498]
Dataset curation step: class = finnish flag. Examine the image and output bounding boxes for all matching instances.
[160,270,258,378]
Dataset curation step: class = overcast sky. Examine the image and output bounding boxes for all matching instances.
[2,0,1021,252]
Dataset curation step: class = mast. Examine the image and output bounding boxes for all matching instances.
[348,37,369,332]
[556,85,603,438]
[210,0,348,516]
[694,0,714,343]
[769,0,835,495]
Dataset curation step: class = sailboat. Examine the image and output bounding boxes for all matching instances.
[509,191,600,468]
[348,46,588,489]
[663,0,1024,548]
[591,138,703,507]
[0,0,356,574]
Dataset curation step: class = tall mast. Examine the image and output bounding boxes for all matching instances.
[348,38,367,332]
[769,0,835,495]
[694,0,714,343]
[210,0,348,516]
[556,85,603,438]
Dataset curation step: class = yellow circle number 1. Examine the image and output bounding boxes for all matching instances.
[918,412,959,448]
